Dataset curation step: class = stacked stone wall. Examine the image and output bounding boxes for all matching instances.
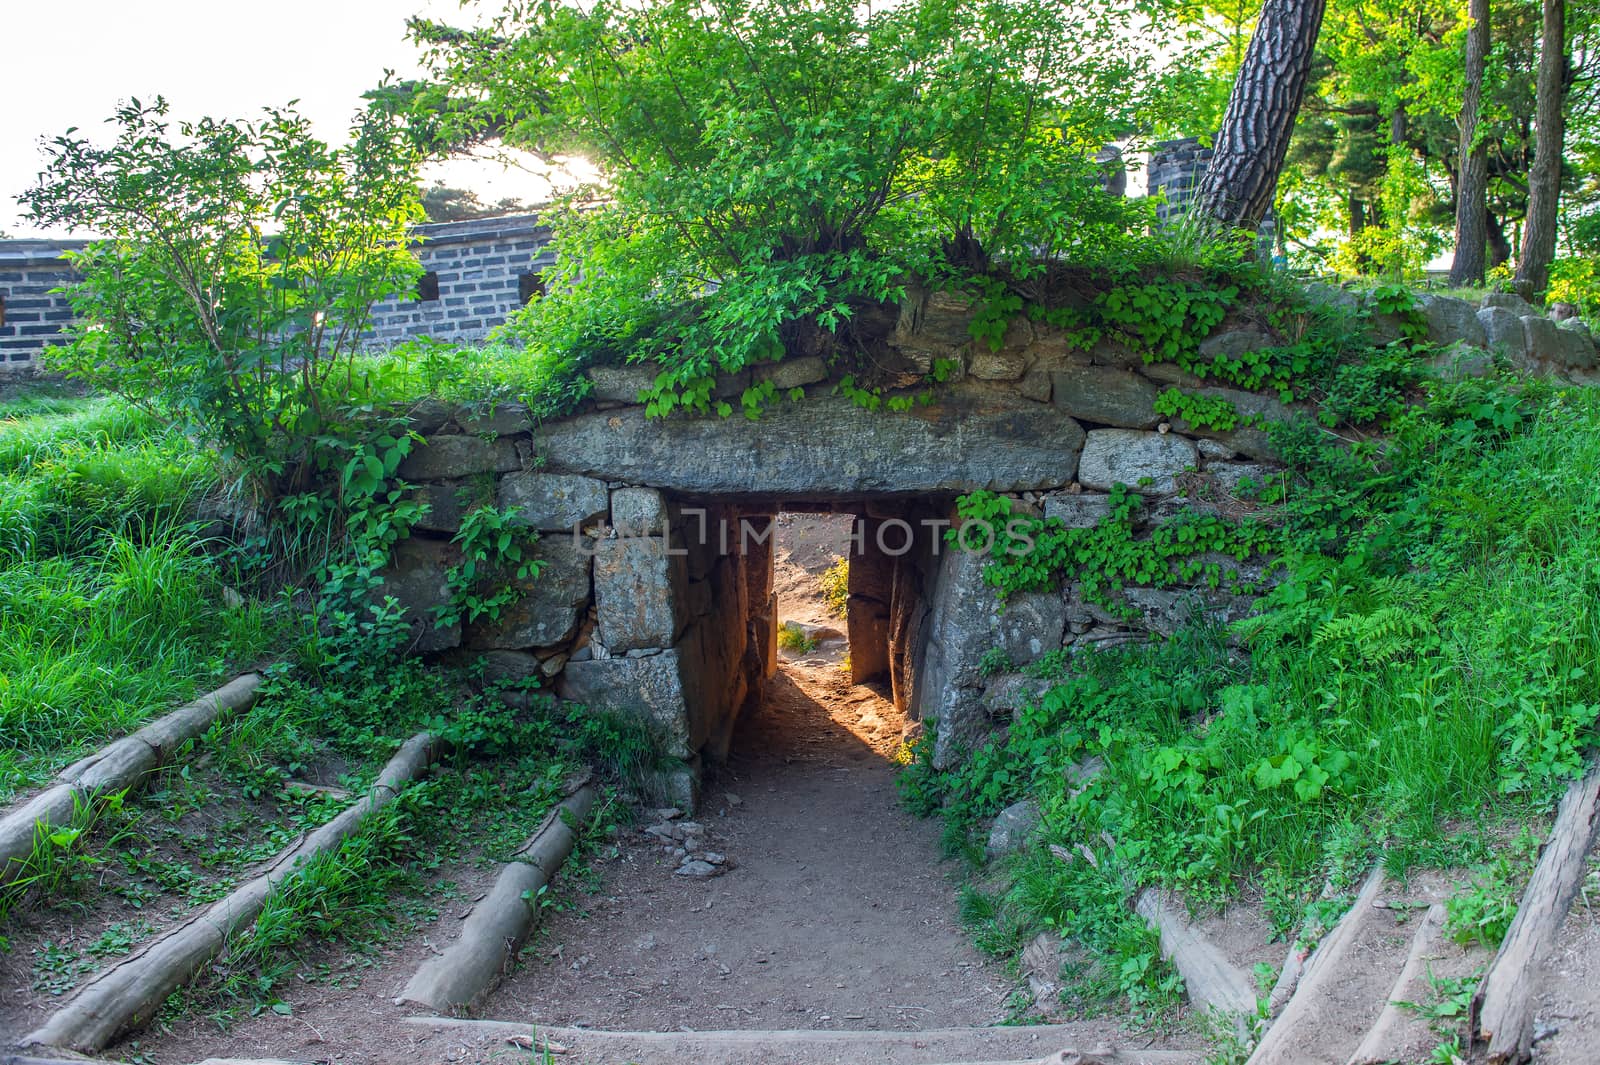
[368,280,1600,804]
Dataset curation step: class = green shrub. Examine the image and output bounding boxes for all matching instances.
[777,622,818,655]
[820,557,850,618]
[411,0,1183,417]
[23,98,423,501]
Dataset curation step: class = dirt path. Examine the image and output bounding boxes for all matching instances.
[483,510,1002,1030]
[1528,866,1600,1063]
[486,657,1008,1032]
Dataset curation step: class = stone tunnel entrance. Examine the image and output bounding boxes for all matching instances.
[550,492,957,799]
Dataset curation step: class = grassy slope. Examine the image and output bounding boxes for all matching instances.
[0,389,274,801]
[909,378,1600,1016]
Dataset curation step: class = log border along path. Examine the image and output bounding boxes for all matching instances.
[0,674,264,888]
[21,732,442,1053]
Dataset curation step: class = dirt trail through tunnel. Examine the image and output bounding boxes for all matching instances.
[487,513,1009,1031]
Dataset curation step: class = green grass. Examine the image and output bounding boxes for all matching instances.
[0,525,274,801]
[0,391,276,801]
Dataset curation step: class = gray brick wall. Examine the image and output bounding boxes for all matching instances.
[0,213,557,376]
[1148,137,1213,223]
[363,214,557,347]
[0,241,89,378]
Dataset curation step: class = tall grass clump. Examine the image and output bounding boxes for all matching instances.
[0,521,273,802]
[0,397,163,476]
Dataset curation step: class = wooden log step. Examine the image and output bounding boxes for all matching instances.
[21,732,441,1053]
[0,674,264,887]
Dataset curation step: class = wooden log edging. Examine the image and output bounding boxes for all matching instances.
[1245,865,1386,1065]
[1134,888,1257,1032]
[0,673,265,887]
[22,732,442,1053]
[1346,902,1447,1065]
[399,779,598,1014]
[1471,758,1600,1064]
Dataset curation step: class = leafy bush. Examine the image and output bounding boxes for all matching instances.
[819,557,850,618]
[411,0,1178,416]
[23,99,423,500]
[906,380,1600,1003]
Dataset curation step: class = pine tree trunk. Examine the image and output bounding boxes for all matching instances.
[1449,0,1490,287]
[1515,0,1566,299]
[1196,0,1329,229]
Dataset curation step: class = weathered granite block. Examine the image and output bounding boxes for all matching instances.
[464,536,591,650]
[1077,429,1198,495]
[556,650,693,758]
[594,536,685,652]
[499,471,610,531]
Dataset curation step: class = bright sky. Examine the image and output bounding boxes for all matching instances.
[3,0,556,237]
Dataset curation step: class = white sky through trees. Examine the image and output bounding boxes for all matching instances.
[2,0,560,236]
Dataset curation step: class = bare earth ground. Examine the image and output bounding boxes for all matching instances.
[1530,865,1600,1064]
[487,511,1011,1033]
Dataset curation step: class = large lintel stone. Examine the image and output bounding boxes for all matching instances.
[529,391,1085,497]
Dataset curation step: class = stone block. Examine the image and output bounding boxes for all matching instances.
[753,355,827,390]
[986,798,1042,859]
[1077,429,1198,495]
[1051,364,1162,429]
[411,479,490,534]
[1529,315,1593,369]
[1304,282,1359,314]
[529,391,1087,497]
[979,674,1055,718]
[895,287,977,353]
[594,536,685,653]
[587,363,658,404]
[611,486,667,536]
[1426,344,1494,381]
[1523,315,1563,362]
[1199,326,1274,360]
[475,649,544,684]
[376,536,461,654]
[397,434,518,480]
[1419,294,1487,348]
[1018,370,1053,403]
[499,471,610,531]
[994,590,1067,664]
[1205,462,1281,502]
[404,396,455,434]
[456,401,531,437]
[464,535,591,650]
[1042,491,1113,529]
[970,349,1028,381]
[1477,307,1529,360]
[1482,291,1537,318]
[556,650,694,758]
[1123,586,1258,637]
